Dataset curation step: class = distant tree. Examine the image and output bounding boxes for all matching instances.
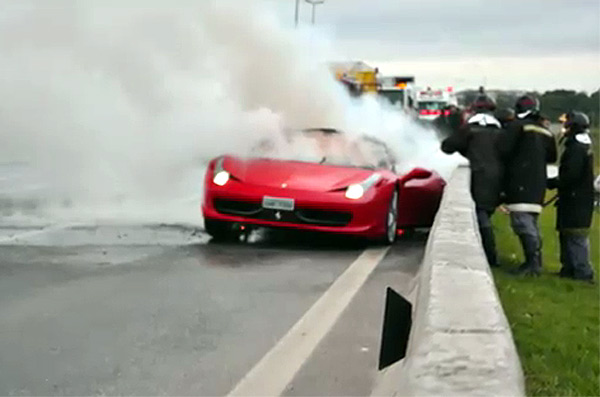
[495,92,517,110]
[540,90,599,126]
[457,90,478,107]
[458,88,599,126]
[591,91,599,126]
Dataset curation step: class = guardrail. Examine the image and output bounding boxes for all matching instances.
[373,165,525,396]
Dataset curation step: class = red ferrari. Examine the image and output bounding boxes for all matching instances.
[202,128,445,244]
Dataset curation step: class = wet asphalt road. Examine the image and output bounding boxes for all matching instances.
[0,164,426,396]
[0,223,425,396]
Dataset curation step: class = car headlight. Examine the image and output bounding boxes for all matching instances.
[344,173,381,200]
[213,170,230,186]
[345,184,365,199]
[212,157,230,186]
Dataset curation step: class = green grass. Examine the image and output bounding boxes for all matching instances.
[492,206,599,396]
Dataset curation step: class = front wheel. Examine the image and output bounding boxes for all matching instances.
[382,189,399,245]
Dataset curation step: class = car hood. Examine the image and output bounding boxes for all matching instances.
[223,156,378,192]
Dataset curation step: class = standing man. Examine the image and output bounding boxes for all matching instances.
[441,92,503,267]
[498,95,557,276]
[433,104,464,139]
[548,111,595,282]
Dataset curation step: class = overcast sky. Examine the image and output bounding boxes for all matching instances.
[263,0,600,92]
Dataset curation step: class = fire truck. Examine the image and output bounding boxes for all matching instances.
[415,87,457,121]
[377,76,416,112]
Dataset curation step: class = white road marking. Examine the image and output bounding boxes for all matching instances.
[0,223,76,244]
[227,246,390,397]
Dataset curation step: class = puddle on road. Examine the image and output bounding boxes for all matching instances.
[0,224,209,247]
[0,244,169,268]
[58,246,166,267]
[0,226,49,242]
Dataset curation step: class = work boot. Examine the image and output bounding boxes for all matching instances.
[510,235,541,276]
[570,274,595,284]
[556,267,574,278]
[480,227,499,268]
[511,264,541,277]
[572,268,595,284]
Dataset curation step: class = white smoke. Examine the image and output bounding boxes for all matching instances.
[0,0,458,225]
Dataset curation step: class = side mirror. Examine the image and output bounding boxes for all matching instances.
[402,167,432,181]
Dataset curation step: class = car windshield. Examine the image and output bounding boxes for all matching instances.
[418,101,445,110]
[379,90,405,106]
[251,129,395,170]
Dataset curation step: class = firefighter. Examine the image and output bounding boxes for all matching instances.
[498,95,557,276]
[441,93,503,267]
[433,104,463,138]
[547,111,595,282]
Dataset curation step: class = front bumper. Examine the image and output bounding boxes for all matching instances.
[202,180,391,238]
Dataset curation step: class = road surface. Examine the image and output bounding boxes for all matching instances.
[0,164,425,396]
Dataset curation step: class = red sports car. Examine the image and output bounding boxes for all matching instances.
[202,128,445,244]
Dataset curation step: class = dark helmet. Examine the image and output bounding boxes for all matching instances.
[564,111,590,133]
[515,95,540,115]
[494,107,515,125]
[472,94,496,112]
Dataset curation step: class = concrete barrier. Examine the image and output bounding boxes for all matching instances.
[373,165,525,396]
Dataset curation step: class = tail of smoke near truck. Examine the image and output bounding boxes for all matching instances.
[0,1,459,225]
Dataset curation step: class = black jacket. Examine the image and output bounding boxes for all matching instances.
[548,132,595,230]
[441,113,503,211]
[433,111,463,139]
[498,114,557,211]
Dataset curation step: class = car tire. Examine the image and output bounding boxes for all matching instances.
[382,188,399,245]
[204,219,234,241]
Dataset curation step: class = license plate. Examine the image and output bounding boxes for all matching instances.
[262,196,295,211]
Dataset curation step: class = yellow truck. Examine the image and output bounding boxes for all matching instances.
[330,61,379,96]
[330,62,416,114]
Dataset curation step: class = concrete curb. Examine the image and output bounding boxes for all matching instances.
[373,166,525,396]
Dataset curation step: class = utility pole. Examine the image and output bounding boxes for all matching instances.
[305,0,324,25]
[294,0,300,28]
